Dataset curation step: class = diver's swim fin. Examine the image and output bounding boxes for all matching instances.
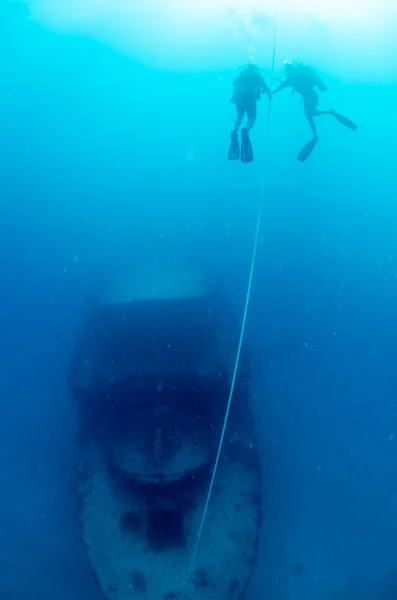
[297,136,319,162]
[331,110,357,131]
[241,128,254,163]
[228,131,240,161]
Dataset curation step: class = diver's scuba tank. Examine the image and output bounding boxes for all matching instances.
[299,64,329,92]
[284,60,328,92]
[309,69,328,92]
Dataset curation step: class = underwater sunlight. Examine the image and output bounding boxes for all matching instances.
[27,0,396,81]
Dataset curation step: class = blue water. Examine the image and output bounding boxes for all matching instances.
[1,2,397,599]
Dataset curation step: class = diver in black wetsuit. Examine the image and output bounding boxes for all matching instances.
[228,64,272,164]
[272,60,357,162]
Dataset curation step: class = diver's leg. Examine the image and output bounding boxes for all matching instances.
[314,108,350,118]
[245,101,257,131]
[303,91,320,139]
[313,109,333,116]
[233,106,245,131]
[240,101,255,163]
[298,107,320,162]
[298,91,319,161]
[313,108,357,131]
[304,109,318,139]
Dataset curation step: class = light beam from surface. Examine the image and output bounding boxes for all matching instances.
[27,0,397,82]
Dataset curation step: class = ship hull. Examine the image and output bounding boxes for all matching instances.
[77,440,261,600]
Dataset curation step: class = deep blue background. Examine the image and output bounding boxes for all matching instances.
[1,2,397,599]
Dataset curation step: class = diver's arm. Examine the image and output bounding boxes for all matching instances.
[261,79,273,100]
[272,81,288,94]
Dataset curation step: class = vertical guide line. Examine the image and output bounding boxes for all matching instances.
[181,14,278,598]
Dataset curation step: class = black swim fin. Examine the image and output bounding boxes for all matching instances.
[241,128,254,163]
[331,110,357,131]
[228,131,240,161]
[297,136,319,162]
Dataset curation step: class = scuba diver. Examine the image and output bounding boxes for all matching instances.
[272,60,357,162]
[228,64,272,164]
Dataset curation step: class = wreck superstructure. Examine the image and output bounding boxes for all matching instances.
[69,267,261,600]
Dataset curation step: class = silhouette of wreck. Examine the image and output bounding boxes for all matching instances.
[68,267,262,600]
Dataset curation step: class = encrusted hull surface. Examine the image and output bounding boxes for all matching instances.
[78,443,261,600]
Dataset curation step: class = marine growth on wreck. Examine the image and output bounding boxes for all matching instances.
[69,268,262,600]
